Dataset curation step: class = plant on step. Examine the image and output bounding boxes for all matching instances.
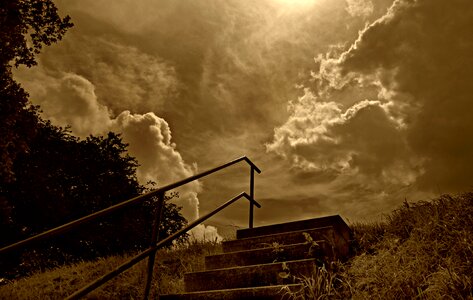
[278,261,291,281]
[302,232,320,258]
[261,242,287,262]
[280,263,348,300]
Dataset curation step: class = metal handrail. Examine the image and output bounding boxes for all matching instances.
[0,156,261,255]
[0,156,261,299]
[66,192,260,299]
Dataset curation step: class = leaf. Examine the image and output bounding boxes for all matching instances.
[279,272,290,279]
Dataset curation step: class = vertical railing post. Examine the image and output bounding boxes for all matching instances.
[143,192,165,300]
[249,166,255,228]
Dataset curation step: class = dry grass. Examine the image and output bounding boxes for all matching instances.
[0,240,221,299]
[283,192,473,299]
[281,263,345,300]
[346,193,473,299]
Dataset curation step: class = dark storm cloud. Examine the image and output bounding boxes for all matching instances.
[338,0,473,192]
[268,0,473,217]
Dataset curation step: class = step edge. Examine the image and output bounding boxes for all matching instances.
[237,215,345,237]
[239,214,340,231]
[160,283,303,297]
[185,258,316,276]
[206,242,316,259]
[205,242,329,270]
[224,225,334,245]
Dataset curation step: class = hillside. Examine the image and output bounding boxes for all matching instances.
[332,192,472,299]
[0,192,471,299]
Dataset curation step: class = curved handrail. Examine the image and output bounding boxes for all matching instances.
[66,192,260,299]
[0,156,260,255]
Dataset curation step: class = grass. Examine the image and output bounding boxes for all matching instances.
[347,193,473,299]
[284,192,473,299]
[1,192,472,299]
[0,240,221,299]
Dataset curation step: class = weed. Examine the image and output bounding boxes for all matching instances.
[261,242,289,263]
[302,232,320,258]
[280,263,348,300]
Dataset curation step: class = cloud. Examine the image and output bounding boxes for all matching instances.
[345,0,374,17]
[56,0,382,157]
[17,0,425,227]
[17,69,111,138]
[110,111,202,221]
[51,0,393,167]
[188,224,223,242]
[337,0,473,192]
[269,0,473,205]
[39,33,179,114]
[267,90,423,188]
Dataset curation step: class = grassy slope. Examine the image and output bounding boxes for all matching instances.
[0,241,221,299]
[1,193,472,299]
[289,192,473,299]
[345,193,473,299]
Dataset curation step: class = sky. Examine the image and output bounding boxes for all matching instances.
[14,0,473,239]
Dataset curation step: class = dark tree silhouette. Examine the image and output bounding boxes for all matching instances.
[1,122,187,276]
[0,0,73,183]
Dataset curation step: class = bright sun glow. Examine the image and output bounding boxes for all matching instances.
[274,0,318,6]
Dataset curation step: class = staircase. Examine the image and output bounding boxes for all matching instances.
[160,215,351,300]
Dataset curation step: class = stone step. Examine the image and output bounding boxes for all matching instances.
[159,215,352,299]
[237,215,351,242]
[222,226,343,254]
[160,284,302,300]
[184,258,315,292]
[205,241,333,270]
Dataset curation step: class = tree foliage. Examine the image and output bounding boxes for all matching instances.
[0,0,73,68]
[0,0,72,183]
[3,123,142,234]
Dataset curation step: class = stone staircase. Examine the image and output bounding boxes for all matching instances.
[160,215,351,299]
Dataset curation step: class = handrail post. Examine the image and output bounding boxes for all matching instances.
[143,192,165,300]
[249,166,255,228]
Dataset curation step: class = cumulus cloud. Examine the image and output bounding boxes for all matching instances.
[269,0,473,203]
[267,90,423,189]
[39,33,179,114]
[188,224,222,242]
[17,69,111,138]
[110,111,201,220]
